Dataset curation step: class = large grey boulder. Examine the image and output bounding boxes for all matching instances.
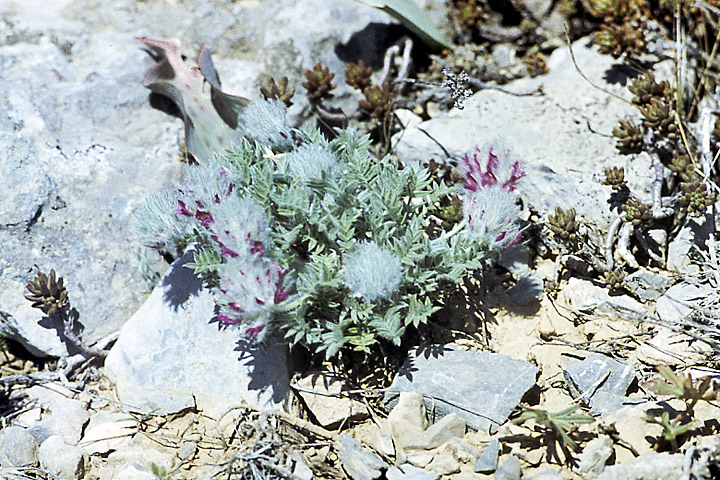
[105,248,290,417]
[0,25,184,357]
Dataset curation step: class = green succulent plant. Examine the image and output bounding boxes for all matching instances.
[668,155,696,183]
[639,97,677,139]
[612,120,644,152]
[345,60,373,91]
[260,76,295,108]
[454,0,487,31]
[25,269,69,316]
[547,207,578,239]
[359,84,395,120]
[604,268,626,290]
[594,22,647,59]
[679,181,715,216]
[302,63,336,105]
[622,198,653,227]
[629,72,672,106]
[602,166,628,190]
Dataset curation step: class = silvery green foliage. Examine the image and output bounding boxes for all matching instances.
[136,100,523,357]
[236,99,293,150]
[134,190,194,251]
[343,241,403,302]
[283,143,340,182]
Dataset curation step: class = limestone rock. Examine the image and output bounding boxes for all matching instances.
[38,435,86,480]
[0,426,39,467]
[105,248,290,417]
[385,346,538,432]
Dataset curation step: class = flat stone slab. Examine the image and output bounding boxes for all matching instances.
[563,353,636,415]
[105,248,290,417]
[385,347,538,432]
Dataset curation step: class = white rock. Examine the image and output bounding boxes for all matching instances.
[667,216,711,275]
[38,435,85,480]
[405,414,466,450]
[637,327,712,367]
[562,277,645,315]
[425,450,461,475]
[29,398,89,445]
[113,462,157,480]
[387,392,428,450]
[23,384,76,411]
[296,371,367,428]
[336,434,387,480]
[387,463,439,480]
[598,451,684,480]
[177,441,197,461]
[13,406,42,429]
[600,404,662,463]
[495,455,522,480]
[655,283,711,324]
[0,425,38,467]
[105,248,290,417]
[578,435,613,476]
[287,450,314,480]
[79,411,136,455]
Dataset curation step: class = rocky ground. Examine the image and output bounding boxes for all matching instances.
[1,0,720,479]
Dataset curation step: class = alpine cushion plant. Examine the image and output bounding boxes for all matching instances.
[135,98,525,357]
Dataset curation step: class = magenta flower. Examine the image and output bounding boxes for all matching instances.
[460,146,525,193]
[214,257,290,342]
[208,196,271,260]
[460,145,524,250]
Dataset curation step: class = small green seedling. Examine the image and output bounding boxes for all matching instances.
[151,463,170,480]
[647,365,720,416]
[643,410,696,451]
[515,405,595,451]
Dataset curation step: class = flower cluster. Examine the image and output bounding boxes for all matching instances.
[215,257,288,340]
[174,163,233,226]
[460,145,524,193]
[136,95,529,356]
[441,69,473,110]
[460,145,525,249]
[209,198,289,340]
[167,162,289,340]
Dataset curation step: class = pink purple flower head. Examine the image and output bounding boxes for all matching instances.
[459,145,524,250]
[174,164,233,225]
[214,257,289,341]
[460,146,525,193]
[208,195,271,260]
[463,186,523,249]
